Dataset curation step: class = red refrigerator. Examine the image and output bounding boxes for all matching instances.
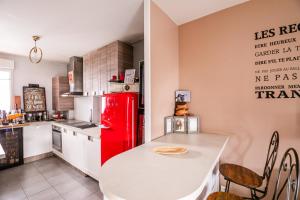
[100,92,138,165]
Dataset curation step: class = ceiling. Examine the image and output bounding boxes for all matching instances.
[0,0,249,62]
[0,0,144,62]
[153,0,249,25]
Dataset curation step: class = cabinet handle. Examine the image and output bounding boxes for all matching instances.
[73,131,77,136]
[63,128,67,133]
[88,136,93,142]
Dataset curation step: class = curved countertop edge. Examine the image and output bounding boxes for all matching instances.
[179,136,229,200]
[99,133,229,200]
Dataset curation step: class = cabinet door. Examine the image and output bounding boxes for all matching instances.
[100,47,108,93]
[52,77,59,110]
[62,128,72,163]
[68,130,84,170]
[82,135,100,180]
[23,123,52,158]
[108,42,118,78]
[58,77,74,111]
[83,53,93,96]
[83,56,88,95]
[92,51,99,95]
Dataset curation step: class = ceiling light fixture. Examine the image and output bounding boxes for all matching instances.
[29,35,43,64]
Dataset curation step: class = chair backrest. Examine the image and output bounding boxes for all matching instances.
[273,148,299,200]
[262,131,280,192]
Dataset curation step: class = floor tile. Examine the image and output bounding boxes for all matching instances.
[0,156,102,200]
[74,175,101,193]
[0,186,27,200]
[27,187,62,200]
[80,178,100,193]
[20,174,46,188]
[61,166,84,177]
[35,163,57,173]
[46,172,74,186]
[40,168,65,179]
[61,185,93,200]
[53,178,82,195]
[0,177,22,188]
[84,193,103,200]
[22,179,51,196]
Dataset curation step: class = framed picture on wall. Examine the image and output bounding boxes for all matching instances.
[124,69,136,84]
[175,90,191,102]
[23,85,46,113]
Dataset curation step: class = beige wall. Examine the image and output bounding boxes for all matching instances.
[179,0,300,194]
[150,1,179,139]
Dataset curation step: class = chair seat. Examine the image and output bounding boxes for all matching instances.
[207,192,242,200]
[220,163,263,189]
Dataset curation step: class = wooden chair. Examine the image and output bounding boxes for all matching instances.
[219,131,280,199]
[207,147,299,200]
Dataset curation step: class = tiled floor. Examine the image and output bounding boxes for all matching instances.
[0,156,103,200]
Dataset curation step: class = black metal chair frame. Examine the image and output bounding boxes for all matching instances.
[272,148,299,200]
[208,148,299,200]
[224,131,280,200]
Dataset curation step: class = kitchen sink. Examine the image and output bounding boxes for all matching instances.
[74,123,97,129]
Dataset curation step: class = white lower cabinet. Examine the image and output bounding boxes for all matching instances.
[60,127,100,180]
[23,122,52,158]
[62,129,83,169]
[82,134,101,180]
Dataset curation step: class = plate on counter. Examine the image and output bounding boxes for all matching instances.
[153,146,188,155]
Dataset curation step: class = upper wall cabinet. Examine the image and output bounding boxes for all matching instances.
[83,41,133,96]
[52,76,74,111]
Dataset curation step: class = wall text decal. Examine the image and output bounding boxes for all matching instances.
[253,22,300,99]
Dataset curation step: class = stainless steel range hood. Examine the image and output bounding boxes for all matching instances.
[62,56,83,97]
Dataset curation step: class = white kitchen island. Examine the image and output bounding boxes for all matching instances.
[99,133,229,200]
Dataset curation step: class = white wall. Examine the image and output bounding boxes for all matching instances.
[144,0,151,142]
[0,52,67,112]
[74,96,100,123]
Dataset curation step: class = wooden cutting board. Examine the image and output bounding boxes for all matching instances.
[153,146,188,155]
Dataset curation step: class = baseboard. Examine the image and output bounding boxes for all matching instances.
[24,152,53,163]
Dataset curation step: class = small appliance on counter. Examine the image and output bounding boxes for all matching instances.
[52,111,66,121]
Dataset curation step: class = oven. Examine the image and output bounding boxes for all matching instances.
[52,125,62,153]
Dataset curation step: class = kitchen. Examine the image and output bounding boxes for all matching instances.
[0,0,300,200]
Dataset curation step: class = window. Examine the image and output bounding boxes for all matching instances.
[0,70,12,112]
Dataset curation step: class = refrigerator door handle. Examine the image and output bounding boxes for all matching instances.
[132,97,135,148]
[99,124,111,129]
